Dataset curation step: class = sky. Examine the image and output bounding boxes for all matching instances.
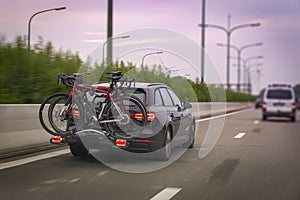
[1,0,300,95]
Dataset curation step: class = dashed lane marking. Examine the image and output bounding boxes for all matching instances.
[234,132,246,139]
[150,187,182,200]
[254,120,260,124]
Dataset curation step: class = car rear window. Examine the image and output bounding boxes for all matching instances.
[266,89,292,100]
[124,88,146,104]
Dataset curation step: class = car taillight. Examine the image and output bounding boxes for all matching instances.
[116,139,127,147]
[262,102,267,109]
[146,113,157,122]
[133,112,157,122]
[50,136,64,144]
[292,102,297,109]
[137,139,152,143]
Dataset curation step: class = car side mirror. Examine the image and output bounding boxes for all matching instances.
[182,102,192,110]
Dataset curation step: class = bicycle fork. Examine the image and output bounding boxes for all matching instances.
[98,101,129,124]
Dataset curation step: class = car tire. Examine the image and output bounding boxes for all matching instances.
[291,115,296,122]
[69,142,89,157]
[262,114,267,121]
[188,122,195,149]
[155,127,172,161]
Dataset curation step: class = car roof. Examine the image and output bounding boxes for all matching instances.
[93,82,167,89]
[267,83,292,89]
[129,82,168,89]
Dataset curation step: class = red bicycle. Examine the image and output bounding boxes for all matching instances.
[39,71,147,138]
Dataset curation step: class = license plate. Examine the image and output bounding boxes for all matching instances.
[274,102,285,106]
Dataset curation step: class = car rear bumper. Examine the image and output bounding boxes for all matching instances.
[65,128,165,152]
[263,109,295,117]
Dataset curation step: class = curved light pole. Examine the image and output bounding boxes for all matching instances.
[199,15,261,89]
[102,35,130,65]
[231,55,264,89]
[141,51,163,67]
[184,74,190,79]
[246,63,263,94]
[243,55,264,86]
[28,7,66,51]
[217,42,262,91]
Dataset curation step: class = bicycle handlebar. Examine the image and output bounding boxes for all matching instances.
[57,72,89,87]
[105,71,136,88]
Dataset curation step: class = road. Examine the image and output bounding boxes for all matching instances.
[0,108,300,200]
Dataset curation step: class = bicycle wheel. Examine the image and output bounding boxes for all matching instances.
[102,94,147,138]
[39,93,69,136]
[48,95,84,135]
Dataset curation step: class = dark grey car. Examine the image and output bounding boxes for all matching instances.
[67,82,195,161]
[114,82,195,160]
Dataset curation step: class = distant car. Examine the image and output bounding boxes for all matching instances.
[296,97,300,110]
[255,97,262,109]
[67,82,195,161]
[262,84,297,122]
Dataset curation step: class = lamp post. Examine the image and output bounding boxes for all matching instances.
[102,35,130,65]
[231,55,263,92]
[184,74,191,80]
[200,0,206,83]
[246,63,263,94]
[217,42,262,91]
[199,15,261,89]
[243,55,264,88]
[28,7,66,51]
[141,51,163,67]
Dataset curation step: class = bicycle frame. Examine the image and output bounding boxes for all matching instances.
[65,81,128,126]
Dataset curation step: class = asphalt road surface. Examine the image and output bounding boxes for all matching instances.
[1,108,300,200]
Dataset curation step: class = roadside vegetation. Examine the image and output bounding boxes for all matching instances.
[0,36,255,103]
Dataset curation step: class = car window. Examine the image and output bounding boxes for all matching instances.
[266,89,293,100]
[124,88,146,104]
[159,88,174,106]
[167,89,181,106]
[154,89,163,106]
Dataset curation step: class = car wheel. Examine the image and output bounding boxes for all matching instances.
[69,142,89,157]
[262,114,267,121]
[291,115,296,122]
[188,123,195,149]
[156,127,172,161]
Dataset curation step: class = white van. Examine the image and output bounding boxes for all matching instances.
[262,84,297,122]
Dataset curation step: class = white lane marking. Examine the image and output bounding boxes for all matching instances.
[0,149,69,170]
[234,133,246,139]
[150,187,182,200]
[254,120,260,124]
[196,109,247,123]
[97,170,109,177]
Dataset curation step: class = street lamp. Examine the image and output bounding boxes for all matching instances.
[28,7,66,51]
[217,42,262,91]
[184,74,191,79]
[141,51,163,67]
[102,35,130,65]
[246,63,263,94]
[199,15,261,89]
[231,55,264,90]
[243,55,264,85]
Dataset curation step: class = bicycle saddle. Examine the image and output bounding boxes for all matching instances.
[106,71,123,77]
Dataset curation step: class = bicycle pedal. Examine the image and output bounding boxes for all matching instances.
[68,126,77,132]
